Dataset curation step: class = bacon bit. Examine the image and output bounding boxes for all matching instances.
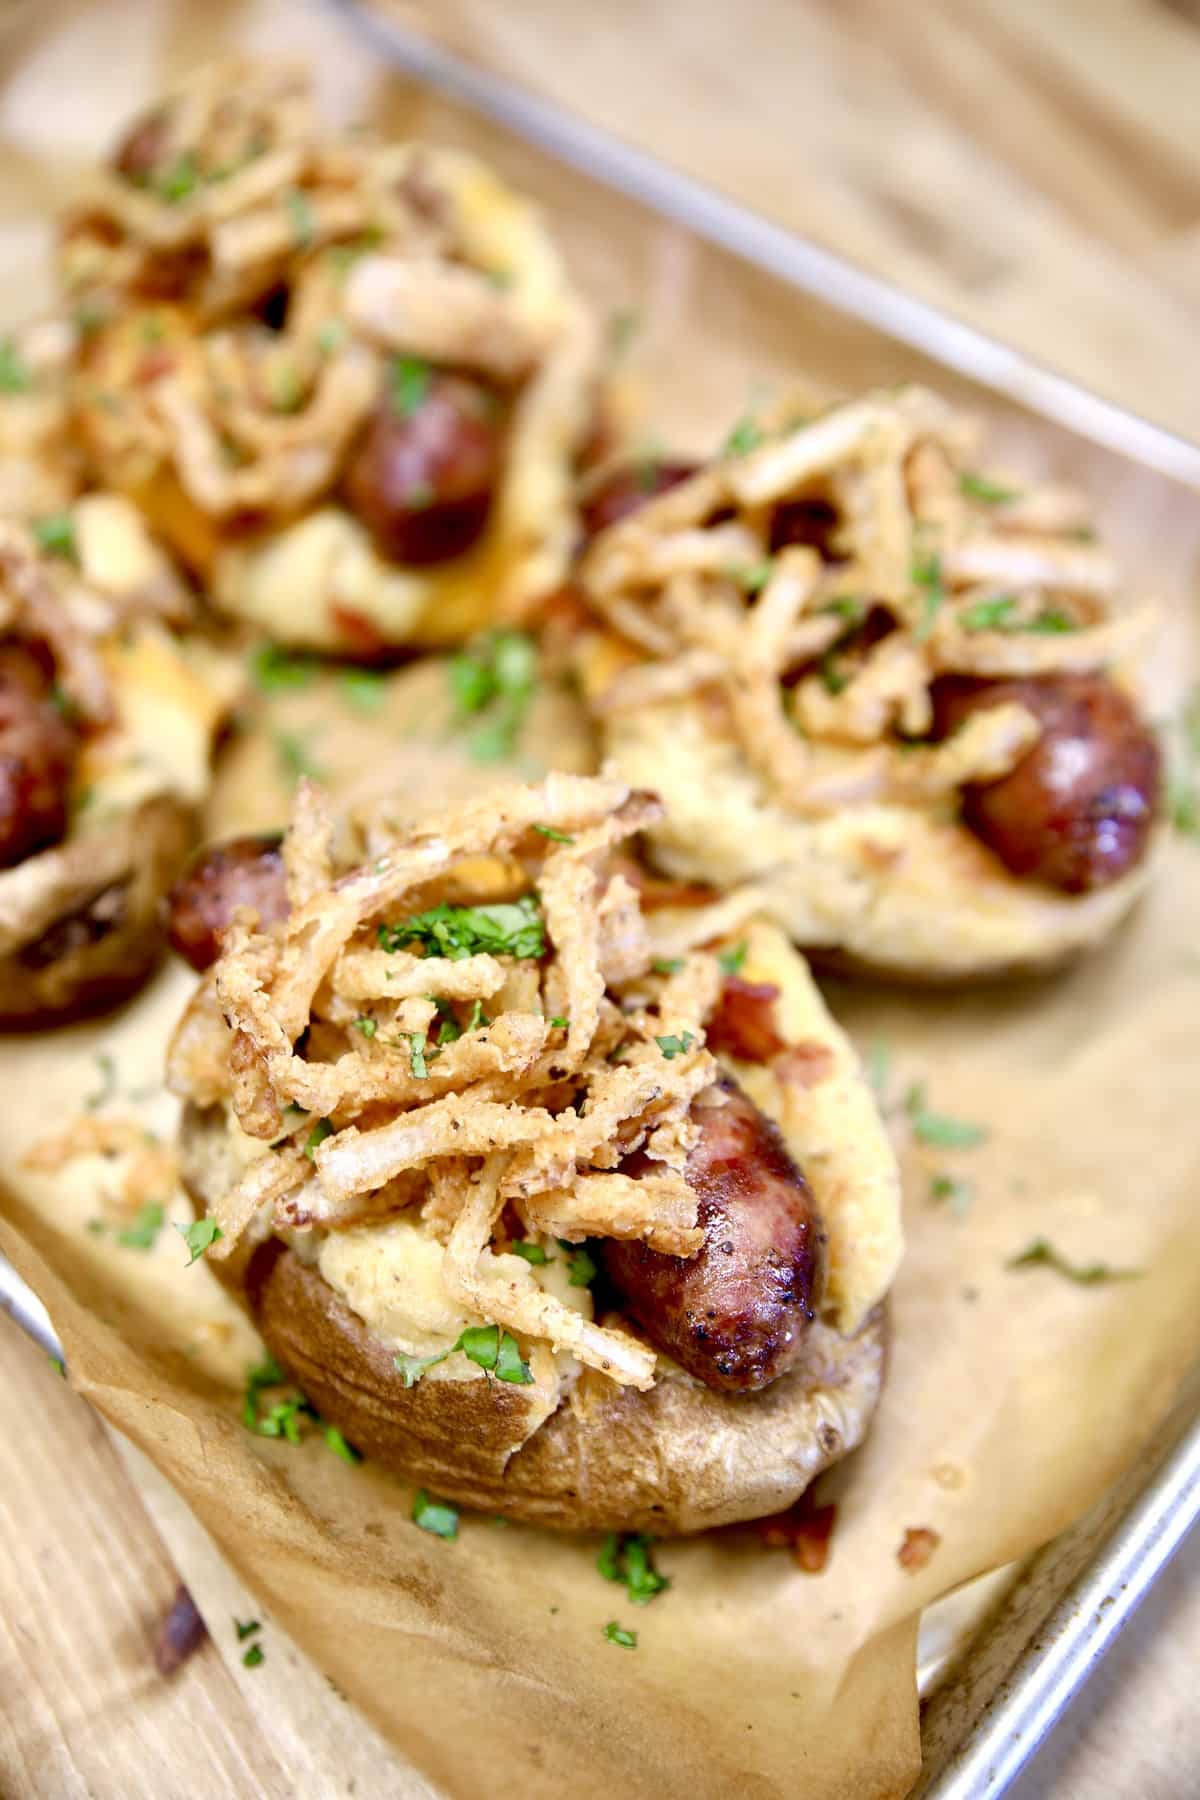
[331,603,388,658]
[898,1526,941,1572]
[705,976,786,1064]
[154,1584,207,1675]
[607,853,718,912]
[754,1499,838,1573]
[774,1039,836,1089]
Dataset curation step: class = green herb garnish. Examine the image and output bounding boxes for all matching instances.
[718,941,748,977]
[448,629,537,763]
[115,1201,165,1251]
[353,1016,378,1039]
[532,824,574,843]
[722,416,762,457]
[85,1052,118,1111]
[176,1217,223,1264]
[304,1118,334,1159]
[911,535,945,642]
[274,729,325,784]
[340,668,387,713]
[509,1240,550,1265]
[597,1532,669,1605]
[250,642,317,692]
[557,1240,598,1289]
[607,306,641,359]
[316,319,347,354]
[412,1489,459,1540]
[652,957,684,975]
[726,559,775,594]
[242,1642,265,1668]
[1025,609,1077,634]
[395,1325,533,1388]
[465,1000,490,1032]
[655,1031,695,1060]
[0,337,31,392]
[32,512,77,562]
[930,1174,974,1217]
[603,1621,638,1649]
[904,1083,986,1149]
[379,894,545,961]
[1006,1238,1141,1285]
[407,1034,429,1079]
[154,153,200,204]
[959,471,1022,505]
[234,1618,261,1641]
[548,1015,569,1029]
[959,595,1019,632]
[390,355,431,418]
[819,652,849,695]
[324,1425,361,1464]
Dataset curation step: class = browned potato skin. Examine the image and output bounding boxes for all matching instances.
[931,673,1162,894]
[178,1100,888,1534]
[343,375,505,566]
[0,794,194,1026]
[167,833,287,972]
[0,643,79,870]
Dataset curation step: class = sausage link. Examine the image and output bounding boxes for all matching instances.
[600,1076,824,1393]
[931,672,1162,893]
[0,642,78,870]
[343,374,505,566]
[167,834,288,971]
[579,457,698,540]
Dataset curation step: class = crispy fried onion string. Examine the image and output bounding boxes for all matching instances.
[579,385,1153,816]
[179,774,759,1388]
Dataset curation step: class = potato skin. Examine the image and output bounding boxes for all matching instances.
[180,1102,887,1533]
[0,794,193,1025]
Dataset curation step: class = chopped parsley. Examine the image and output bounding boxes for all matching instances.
[532,824,574,844]
[819,651,849,695]
[242,1642,265,1669]
[0,337,31,393]
[241,1354,288,1431]
[1166,689,1200,838]
[652,957,684,975]
[722,416,763,457]
[32,512,77,562]
[353,1015,378,1038]
[251,643,318,693]
[379,894,545,961]
[153,153,200,205]
[822,595,867,623]
[285,187,314,248]
[390,354,432,418]
[911,534,945,642]
[597,1532,669,1605]
[718,941,748,977]
[274,729,325,784]
[1006,1238,1141,1285]
[85,1052,118,1111]
[430,998,463,1045]
[1025,608,1078,634]
[304,1118,334,1159]
[234,1618,261,1642]
[930,1174,974,1217]
[558,1240,598,1288]
[548,1015,569,1030]
[176,1217,223,1264]
[412,1489,459,1540]
[324,1425,361,1464]
[509,1239,551,1265]
[959,595,1019,633]
[448,629,537,763]
[603,1621,638,1649]
[655,1031,696,1060]
[959,471,1021,505]
[726,559,775,594]
[340,668,388,713]
[904,1083,986,1149]
[395,1324,533,1388]
[115,1201,165,1251]
[607,305,641,359]
[465,999,490,1032]
[408,1034,429,1079]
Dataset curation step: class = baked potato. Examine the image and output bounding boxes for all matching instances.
[62,60,599,654]
[168,772,901,1532]
[0,503,236,1023]
[575,387,1164,981]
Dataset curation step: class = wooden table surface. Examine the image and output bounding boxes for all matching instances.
[3,2,1200,1797]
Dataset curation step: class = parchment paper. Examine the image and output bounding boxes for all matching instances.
[1,4,1199,1798]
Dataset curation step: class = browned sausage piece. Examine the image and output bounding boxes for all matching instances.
[579,457,699,540]
[600,1076,824,1394]
[343,373,505,566]
[0,642,79,870]
[931,673,1162,893]
[167,834,288,971]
